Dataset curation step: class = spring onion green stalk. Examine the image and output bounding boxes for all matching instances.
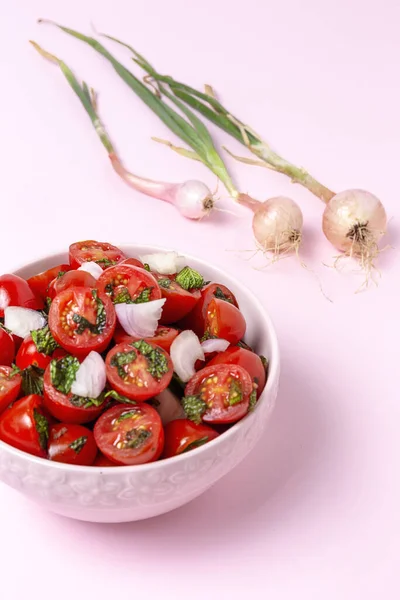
[37,20,260,212]
[30,41,216,220]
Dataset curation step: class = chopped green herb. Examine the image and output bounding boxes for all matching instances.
[0,322,12,334]
[214,286,233,303]
[21,366,45,395]
[95,258,116,267]
[110,350,137,378]
[131,340,169,381]
[57,270,67,279]
[176,266,204,290]
[33,409,49,450]
[124,428,151,449]
[113,287,132,304]
[182,394,208,424]
[181,436,209,454]
[104,283,114,295]
[50,355,80,395]
[9,364,21,379]
[104,389,136,405]
[115,409,141,424]
[133,287,153,303]
[69,394,105,408]
[69,436,87,454]
[260,355,269,373]
[73,290,106,335]
[200,331,217,342]
[45,297,52,311]
[228,379,243,406]
[113,286,152,304]
[143,263,151,272]
[248,389,257,412]
[237,339,253,351]
[157,278,171,289]
[31,325,59,356]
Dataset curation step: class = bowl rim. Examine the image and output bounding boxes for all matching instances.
[0,244,280,473]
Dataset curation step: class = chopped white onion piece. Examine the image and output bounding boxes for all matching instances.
[154,388,186,426]
[170,330,205,383]
[138,251,185,275]
[201,338,230,354]
[115,299,166,337]
[71,351,106,399]
[77,261,104,279]
[4,307,46,339]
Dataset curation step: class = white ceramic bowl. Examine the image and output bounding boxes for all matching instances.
[0,245,280,522]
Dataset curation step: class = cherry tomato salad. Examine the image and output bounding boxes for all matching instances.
[0,240,268,466]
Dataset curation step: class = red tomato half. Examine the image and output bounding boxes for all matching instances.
[179,283,238,336]
[0,328,15,366]
[69,240,126,270]
[96,265,161,304]
[113,326,179,353]
[208,346,266,398]
[122,258,145,268]
[105,341,173,401]
[43,361,106,424]
[162,419,219,458]
[0,274,43,317]
[48,286,116,357]
[152,273,201,324]
[0,366,22,415]
[94,404,164,465]
[47,270,97,300]
[48,423,98,466]
[27,264,71,300]
[15,335,65,370]
[185,363,252,424]
[0,394,50,457]
[205,298,246,345]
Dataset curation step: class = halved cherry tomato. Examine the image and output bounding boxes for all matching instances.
[122,257,145,268]
[48,286,116,357]
[185,363,252,424]
[105,341,173,401]
[48,423,98,465]
[43,360,106,424]
[0,366,22,415]
[15,335,66,370]
[152,273,201,324]
[0,394,50,457]
[94,403,164,465]
[0,274,43,317]
[47,270,97,300]
[69,240,126,270]
[93,452,118,467]
[208,346,266,397]
[179,283,238,336]
[162,419,219,458]
[0,327,15,366]
[96,265,161,304]
[113,325,179,353]
[205,298,246,345]
[27,264,71,300]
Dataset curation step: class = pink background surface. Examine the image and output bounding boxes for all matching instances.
[1,1,399,598]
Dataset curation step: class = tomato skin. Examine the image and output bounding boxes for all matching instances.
[47,270,97,300]
[105,341,173,401]
[208,346,266,397]
[0,328,15,366]
[0,366,22,415]
[48,423,98,465]
[151,273,201,325]
[16,335,55,370]
[205,298,246,345]
[93,452,118,467]
[48,286,116,358]
[94,404,164,466]
[69,240,126,270]
[122,258,145,268]
[113,325,179,353]
[96,265,161,304]
[0,274,43,317]
[0,394,50,457]
[27,264,71,300]
[179,283,238,336]
[162,419,219,458]
[185,363,252,424]
[43,362,105,424]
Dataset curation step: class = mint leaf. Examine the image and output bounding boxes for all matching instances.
[115,409,141,424]
[131,340,169,381]
[157,278,171,289]
[110,350,137,378]
[248,389,257,412]
[114,287,153,304]
[21,366,45,395]
[133,287,152,304]
[182,394,207,424]
[95,258,116,267]
[181,436,209,453]
[228,379,242,406]
[175,266,204,290]
[33,409,49,450]
[214,286,233,303]
[143,263,150,272]
[69,394,105,408]
[31,325,59,356]
[113,287,131,304]
[73,290,106,335]
[50,355,80,395]
[104,389,136,405]
[124,428,151,449]
[69,436,87,454]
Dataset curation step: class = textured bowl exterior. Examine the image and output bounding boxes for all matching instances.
[0,245,280,522]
